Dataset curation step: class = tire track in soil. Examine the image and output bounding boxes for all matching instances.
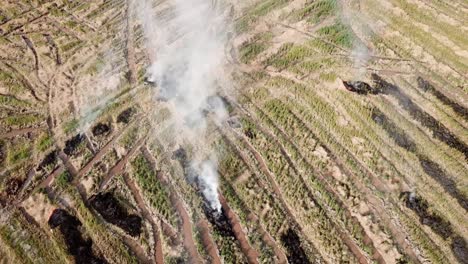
[219,194,259,264]
[124,0,137,86]
[141,146,203,264]
[122,172,164,264]
[0,126,43,139]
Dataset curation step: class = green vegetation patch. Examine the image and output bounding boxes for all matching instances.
[131,155,177,226]
[317,22,353,48]
[239,32,273,63]
[264,43,315,69]
[236,0,292,32]
[290,0,337,23]
[8,142,32,165]
[37,132,53,152]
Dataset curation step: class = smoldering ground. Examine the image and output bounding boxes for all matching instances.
[135,0,233,212]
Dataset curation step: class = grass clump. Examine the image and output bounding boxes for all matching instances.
[63,118,79,134]
[317,22,353,48]
[8,143,31,165]
[37,133,53,152]
[291,0,337,23]
[236,0,291,32]
[239,32,273,63]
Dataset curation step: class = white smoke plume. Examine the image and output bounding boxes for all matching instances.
[136,0,232,212]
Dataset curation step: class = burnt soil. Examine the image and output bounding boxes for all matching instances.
[418,157,468,210]
[343,81,381,95]
[401,192,453,239]
[372,73,468,160]
[48,209,106,264]
[372,109,416,152]
[37,150,57,171]
[92,123,111,137]
[373,109,468,211]
[64,134,85,156]
[372,109,468,210]
[4,178,24,198]
[416,77,468,119]
[89,192,142,237]
[451,236,468,264]
[172,147,188,165]
[280,228,310,264]
[117,107,136,124]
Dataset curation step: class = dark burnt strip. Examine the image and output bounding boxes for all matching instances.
[372,109,468,211]
[280,228,311,264]
[416,77,468,120]
[372,74,468,160]
[401,192,453,239]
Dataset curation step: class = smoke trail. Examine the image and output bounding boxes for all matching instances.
[338,0,372,79]
[136,0,231,211]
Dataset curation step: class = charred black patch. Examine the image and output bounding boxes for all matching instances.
[37,150,57,171]
[64,134,85,156]
[343,81,381,95]
[451,236,468,264]
[244,128,256,139]
[371,109,416,152]
[401,192,453,239]
[48,209,106,264]
[172,147,189,168]
[372,109,468,210]
[117,107,136,124]
[280,229,310,264]
[0,141,5,164]
[89,192,142,237]
[416,77,468,119]
[4,178,23,197]
[92,123,111,137]
[419,157,468,211]
[372,74,468,159]
[203,204,235,238]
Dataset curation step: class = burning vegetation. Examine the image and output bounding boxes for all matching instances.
[89,192,142,237]
[203,203,235,238]
[48,209,106,264]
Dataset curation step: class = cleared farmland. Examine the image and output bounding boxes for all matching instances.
[0,0,467,264]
